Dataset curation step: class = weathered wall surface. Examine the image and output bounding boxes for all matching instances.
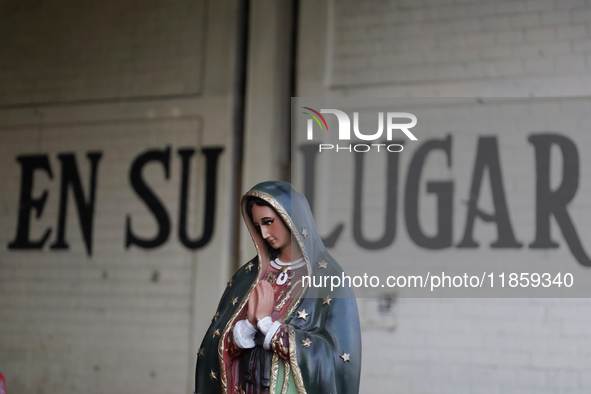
[295,1,591,393]
[3,0,591,393]
[0,1,239,393]
[330,0,591,87]
[0,0,205,105]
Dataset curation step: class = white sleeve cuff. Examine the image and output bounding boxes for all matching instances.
[233,319,257,349]
[257,316,273,335]
[263,321,282,350]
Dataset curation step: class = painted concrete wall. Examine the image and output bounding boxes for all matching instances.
[295,1,591,393]
[2,0,591,393]
[0,1,240,393]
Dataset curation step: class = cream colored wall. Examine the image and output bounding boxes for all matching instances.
[4,0,590,393]
[295,1,591,393]
[0,1,239,393]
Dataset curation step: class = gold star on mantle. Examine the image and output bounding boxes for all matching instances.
[297,309,309,320]
[340,352,350,362]
[301,228,308,238]
[301,338,312,348]
[210,370,218,380]
[197,348,204,357]
[245,262,254,271]
[227,280,232,288]
[317,261,327,269]
[322,295,332,305]
[231,297,238,306]
[212,311,219,321]
[212,329,220,338]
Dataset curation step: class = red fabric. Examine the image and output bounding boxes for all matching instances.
[0,372,6,394]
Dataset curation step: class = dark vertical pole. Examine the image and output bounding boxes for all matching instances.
[230,0,250,272]
[286,0,299,182]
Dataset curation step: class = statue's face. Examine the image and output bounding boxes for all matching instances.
[251,204,290,251]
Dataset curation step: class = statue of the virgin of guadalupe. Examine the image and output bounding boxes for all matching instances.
[195,181,361,394]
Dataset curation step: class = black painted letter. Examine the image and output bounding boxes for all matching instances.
[8,155,53,249]
[353,140,403,250]
[126,147,171,249]
[458,137,522,248]
[299,144,344,247]
[529,134,591,266]
[405,135,453,249]
[50,152,102,256]
[178,147,223,249]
